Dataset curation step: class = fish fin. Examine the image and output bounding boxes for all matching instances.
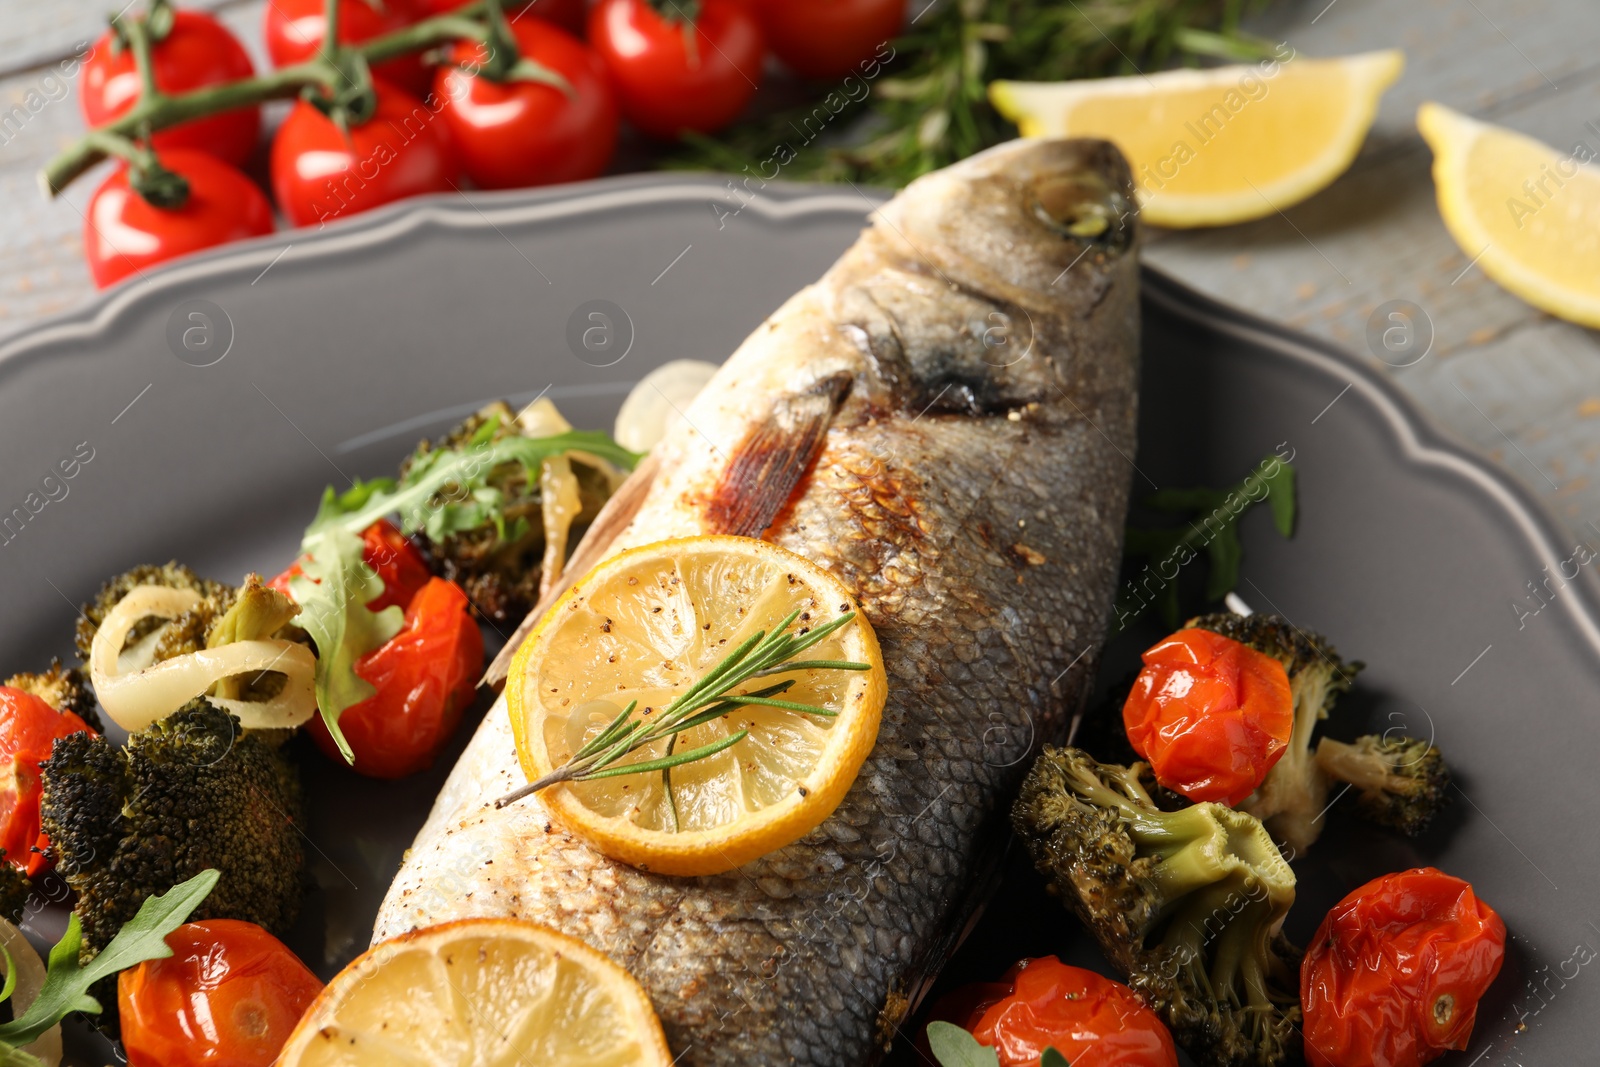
[482,450,662,689]
[704,372,853,538]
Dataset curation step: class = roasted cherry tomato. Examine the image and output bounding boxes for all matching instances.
[752,0,904,80]
[436,19,618,188]
[308,577,484,778]
[119,919,322,1067]
[270,78,460,228]
[927,957,1178,1067]
[80,9,260,168]
[1302,868,1506,1067]
[0,687,95,878]
[270,520,431,614]
[85,149,274,289]
[263,0,431,97]
[413,0,586,33]
[1122,627,1293,805]
[589,0,763,139]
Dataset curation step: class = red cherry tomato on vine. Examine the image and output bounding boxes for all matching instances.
[308,577,483,778]
[118,919,322,1067]
[270,78,460,228]
[752,0,904,80]
[80,10,261,168]
[0,687,94,878]
[263,0,432,97]
[1122,626,1293,805]
[85,149,274,289]
[436,20,618,189]
[413,0,586,34]
[588,0,763,140]
[1302,868,1506,1067]
[930,957,1178,1067]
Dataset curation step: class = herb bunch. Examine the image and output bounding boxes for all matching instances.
[670,0,1273,187]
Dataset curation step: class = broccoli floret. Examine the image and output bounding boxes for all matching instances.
[1187,612,1362,852]
[1315,734,1451,836]
[75,562,237,662]
[404,403,617,624]
[38,698,304,956]
[0,862,29,924]
[1014,747,1301,1067]
[4,659,102,733]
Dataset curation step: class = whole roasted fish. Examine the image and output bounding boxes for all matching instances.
[375,137,1141,1066]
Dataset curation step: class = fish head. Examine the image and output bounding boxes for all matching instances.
[838,137,1141,420]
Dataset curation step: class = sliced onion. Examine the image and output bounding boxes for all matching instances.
[517,396,574,437]
[89,586,317,732]
[0,917,59,1066]
[614,359,720,454]
[538,452,584,603]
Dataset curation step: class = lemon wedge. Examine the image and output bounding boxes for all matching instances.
[276,918,672,1067]
[507,535,886,876]
[991,49,1403,227]
[1419,102,1600,328]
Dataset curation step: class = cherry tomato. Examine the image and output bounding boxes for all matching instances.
[588,0,763,139]
[270,78,460,228]
[436,19,618,188]
[752,0,904,80]
[263,0,431,98]
[413,0,586,34]
[118,919,322,1067]
[270,520,431,614]
[0,687,94,878]
[308,577,484,778]
[85,149,274,289]
[80,10,260,168]
[1121,627,1293,805]
[932,958,1178,1067]
[1302,868,1506,1067]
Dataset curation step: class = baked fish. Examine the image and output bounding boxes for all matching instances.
[374,137,1142,1066]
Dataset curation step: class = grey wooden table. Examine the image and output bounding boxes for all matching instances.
[3,0,1597,543]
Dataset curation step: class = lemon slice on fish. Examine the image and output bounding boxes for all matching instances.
[276,918,672,1067]
[507,535,886,876]
[1418,102,1600,329]
[990,50,1402,227]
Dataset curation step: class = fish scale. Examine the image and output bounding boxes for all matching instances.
[375,137,1141,1065]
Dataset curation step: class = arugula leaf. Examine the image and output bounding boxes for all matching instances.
[1116,454,1297,630]
[294,428,640,762]
[926,1022,1000,1067]
[1041,1050,1073,1067]
[0,870,218,1049]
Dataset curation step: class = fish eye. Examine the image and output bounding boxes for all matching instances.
[1030,174,1136,253]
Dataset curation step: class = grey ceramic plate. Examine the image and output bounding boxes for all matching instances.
[1,176,1595,1066]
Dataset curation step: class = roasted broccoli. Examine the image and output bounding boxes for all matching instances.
[4,659,101,733]
[1186,612,1362,852]
[1315,734,1451,836]
[1014,747,1301,1067]
[0,862,28,925]
[38,698,304,956]
[74,562,237,662]
[404,401,618,624]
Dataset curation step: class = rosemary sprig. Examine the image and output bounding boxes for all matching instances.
[666,0,1276,187]
[494,609,870,810]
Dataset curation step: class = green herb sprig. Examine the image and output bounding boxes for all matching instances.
[1116,452,1296,631]
[0,870,219,1059]
[670,0,1274,187]
[495,608,869,810]
[926,1020,1071,1067]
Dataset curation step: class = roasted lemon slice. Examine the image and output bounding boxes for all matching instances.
[990,50,1403,227]
[507,535,885,876]
[1419,102,1600,328]
[276,918,671,1067]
